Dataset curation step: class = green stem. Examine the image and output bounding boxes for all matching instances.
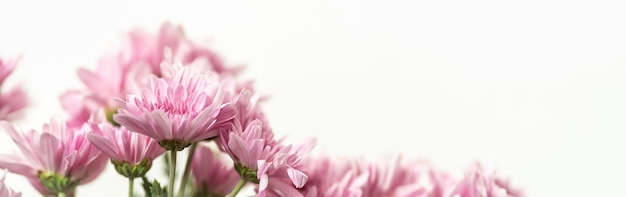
[228,179,247,197]
[177,142,198,197]
[57,192,66,197]
[168,150,177,197]
[129,177,135,197]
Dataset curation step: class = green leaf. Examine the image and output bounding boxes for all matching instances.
[149,179,167,197]
[141,176,152,197]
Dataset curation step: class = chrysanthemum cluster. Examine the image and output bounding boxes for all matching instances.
[0,22,524,197]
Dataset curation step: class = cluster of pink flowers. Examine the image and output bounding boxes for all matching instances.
[0,22,524,197]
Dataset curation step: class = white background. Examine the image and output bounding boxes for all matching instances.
[1,0,626,196]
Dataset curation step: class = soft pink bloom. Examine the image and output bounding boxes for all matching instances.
[0,56,28,121]
[0,116,108,195]
[61,51,151,128]
[113,61,236,150]
[230,90,273,140]
[126,22,187,76]
[449,164,524,197]
[62,21,240,128]
[0,170,21,197]
[358,155,429,197]
[299,155,368,197]
[127,22,240,76]
[190,144,239,196]
[424,169,458,197]
[178,41,244,75]
[87,122,165,165]
[220,119,315,197]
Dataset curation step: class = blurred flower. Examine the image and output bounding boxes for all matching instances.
[126,21,186,76]
[60,51,151,128]
[0,169,21,197]
[127,21,240,76]
[190,144,239,196]
[87,121,165,178]
[0,56,28,121]
[449,163,524,197]
[358,155,430,197]
[299,155,368,197]
[0,115,108,196]
[113,60,236,151]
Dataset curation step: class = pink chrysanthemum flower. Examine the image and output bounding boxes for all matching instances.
[61,51,151,128]
[358,155,430,197]
[127,22,240,77]
[0,56,28,121]
[113,60,236,151]
[126,22,187,76]
[62,22,241,128]
[0,116,108,196]
[220,119,315,197]
[217,89,274,146]
[87,121,165,178]
[299,155,368,197]
[0,170,21,197]
[424,169,458,197]
[449,164,524,197]
[190,144,239,196]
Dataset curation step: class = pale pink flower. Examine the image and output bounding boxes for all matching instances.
[61,51,151,128]
[190,144,239,196]
[127,22,239,76]
[0,56,28,121]
[220,119,314,197]
[0,170,21,197]
[425,169,458,197]
[358,155,429,197]
[62,22,244,127]
[232,90,272,137]
[298,155,368,197]
[178,41,244,75]
[113,61,236,151]
[126,22,186,76]
[0,115,108,195]
[449,164,524,197]
[87,122,165,167]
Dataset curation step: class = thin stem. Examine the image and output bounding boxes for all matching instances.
[228,179,247,197]
[129,177,135,197]
[177,143,198,197]
[168,150,177,197]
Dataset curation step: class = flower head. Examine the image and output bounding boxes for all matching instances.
[126,22,187,76]
[87,121,165,178]
[114,60,236,151]
[191,144,239,196]
[0,115,108,195]
[0,56,28,121]
[299,155,368,197]
[449,163,524,197]
[0,170,21,197]
[127,22,240,76]
[220,119,315,197]
[61,51,151,128]
[361,156,432,197]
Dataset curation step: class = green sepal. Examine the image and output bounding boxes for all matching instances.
[38,171,79,195]
[234,162,260,184]
[105,107,120,127]
[112,159,153,178]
